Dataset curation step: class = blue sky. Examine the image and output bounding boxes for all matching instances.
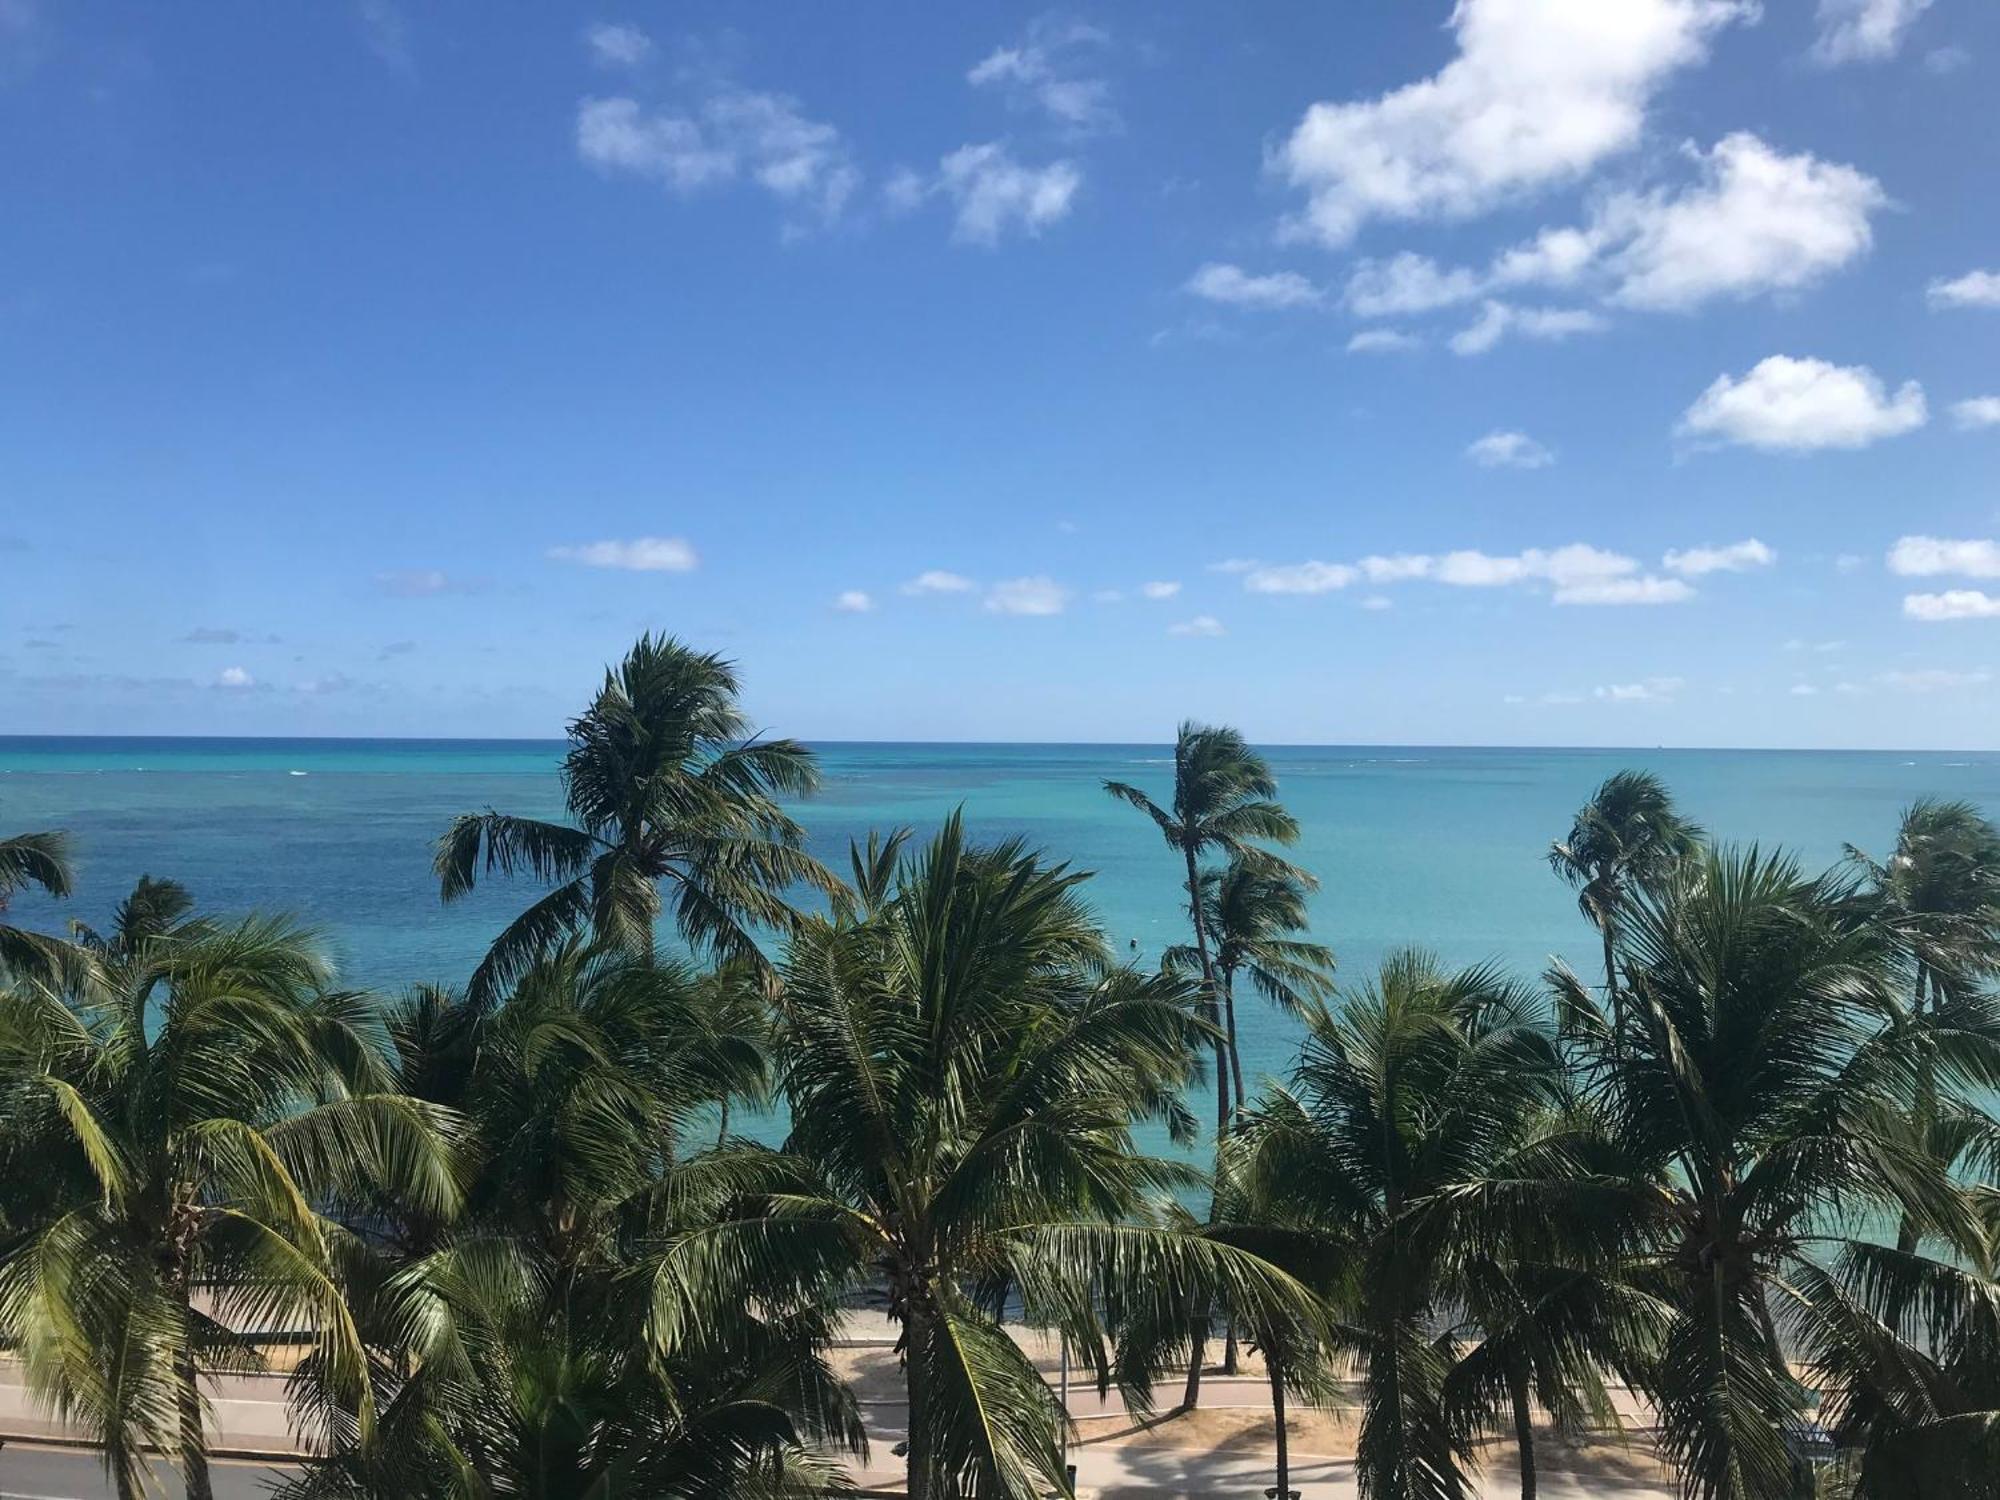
[3,0,1998,747]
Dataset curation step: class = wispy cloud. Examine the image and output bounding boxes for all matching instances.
[833,589,874,613]
[1662,539,1774,577]
[1466,430,1553,469]
[1183,263,1324,311]
[1167,614,1225,637]
[902,569,976,596]
[984,576,1070,616]
[583,21,653,69]
[547,537,698,572]
[967,17,1117,135]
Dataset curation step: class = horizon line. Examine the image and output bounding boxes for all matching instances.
[0,732,1993,757]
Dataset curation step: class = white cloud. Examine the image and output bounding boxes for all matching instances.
[1555,576,1694,606]
[903,570,977,595]
[1343,135,1885,322]
[1167,614,1225,637]
[1886,536,2000,578]
[1789,683,1820,696]
[548,536,698,572]
[968,18,1117,134]
[1091,588,1125,604]
[1244,561,1360,595]
[576,89,860,227]
[1275,0,1752,246]
[1207,558,1260,575]
[934,143,1081,245]
[583,22,653,68]
[1345,253,1483,316]
[374,569,472,598]
[357,0,413,72]
[218,666,254,689]
[1360,554,1437,583]
[984,575,1070,616]
[1347,328,1422,354]
[1449,301,1607,356]
[1811,0,1933,65]
[1678,356,1927,452]
[1594,675,1686,702]
[1184,263,1324,310]
[1903,591,2000,622]
[1928,270,2000,310]
[833,590,874,613]
[1592,134,1885,311]
[1924,44,1971,73]
[1662,538,1774,575]
[1951,398,2000,430]
[1140,580,1182,600]
[1467,430,1555,468]
[1878,667,1993,691]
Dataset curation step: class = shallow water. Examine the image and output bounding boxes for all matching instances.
[5,736,1996,1118]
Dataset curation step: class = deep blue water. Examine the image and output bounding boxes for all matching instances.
[5,736,1998,1101]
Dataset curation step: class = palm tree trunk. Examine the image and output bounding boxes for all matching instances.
[1510,1367,1537,1500]
[174,1336,213,1500]
[905,1301,934,1500]
[1181,840,1225,1407]
[1221,970,1247,1116]
[1600,920,1620,1057]
[1270,1351,1292,1500]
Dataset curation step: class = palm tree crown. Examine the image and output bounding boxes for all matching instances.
[436,634,840,1001]
[0,908,462,1500]
[0,826,76,981]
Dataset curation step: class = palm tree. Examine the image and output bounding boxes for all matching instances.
[0,826,76,980]
[1107,725,1304,1396]
[1548,771,1702,1050]
[0,915,462,1500]
[1226,950,1657,1500]
[1579,846,1996,1499]
[436,634,841,1001]
[1164,856,1334,1114]
[282,947,856,1500]
[671,815,1323,1500]
[1846,797,2000,1017]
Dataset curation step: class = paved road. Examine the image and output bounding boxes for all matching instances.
[0,1445,289,1500]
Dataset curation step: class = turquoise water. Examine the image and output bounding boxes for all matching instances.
[4,736,1998,1099]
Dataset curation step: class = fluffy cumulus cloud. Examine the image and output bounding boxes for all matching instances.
[1929,270,2000,310]
[902,569,976,595]
[1246,543,1689,606]
[547,536,698,572]
[576,87,859,228]
[1677,356,1927,452]
[1663,538,1774,575]
[1952,398,2000,431]
[1811,0,1933,64]
[1887,536,2000,578]
[584,21,654,69]
[1903,591,2000,622]
[1343,136,1885,322]
[217,666,255,689]
[967,17,1116,134]
[1184,263,1324,310]
[1276,0,1753,246]
[833,589,874,613]
[984,575,1070,616]
[1167,614,1225,638]
[1466,430,1554,468]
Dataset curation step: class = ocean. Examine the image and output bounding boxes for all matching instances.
[4,737,1997,1100]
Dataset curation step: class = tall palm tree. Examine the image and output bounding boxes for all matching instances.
[1105,724,1303,1134]
[0,916,462,1500]
[436,634,841,1001]
[673,816,1323,1500]
[1164,856,1335,1113]
[1106,725,1304,1396]
[282,947,856,1500]
[1227,951,1655,1500]
[1548,771,1702,1050]
[1581,846,1996,1500]
[0,826,76,980]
